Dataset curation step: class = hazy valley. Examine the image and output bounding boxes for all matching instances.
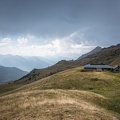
[0,55,57,72]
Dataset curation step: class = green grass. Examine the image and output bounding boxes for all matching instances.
[0,83,21,94]
[110,57,120,66]
[0,90,117,120]
[0,66,120,119]
[19,67,120,114]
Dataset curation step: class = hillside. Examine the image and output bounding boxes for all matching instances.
[15,60,77,84]
[0,66,28,83]
[1,44,119,119]
[76,43,120,66]
[0,60,77,94]
[0,43,118,85]
[110,57,120,66]
[0,67,120,119]
[77,46,102,60]
[13,44,120,85]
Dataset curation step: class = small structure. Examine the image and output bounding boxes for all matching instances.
[112,65,120,72]
[84,64,113,72]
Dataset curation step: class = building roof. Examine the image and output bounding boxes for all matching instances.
[84,64,113,69]
[112,65,119,69]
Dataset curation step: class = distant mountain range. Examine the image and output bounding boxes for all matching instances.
[1,45,120,120]
[0,43,120,120]
[14,43,120,85]
[0,55,56,71]
[0,66,28,83]
[77,46,102,60]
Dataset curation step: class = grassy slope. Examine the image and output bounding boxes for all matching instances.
[15,60,77,84]
[0,60,76,95]
[0,90,115,120]
[110,57,120,66]
[76,44,120,65]
[0,67,120,119]
[1,44,119,90]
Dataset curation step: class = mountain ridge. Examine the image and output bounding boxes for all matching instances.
[1,43,120,86]
[77,46,102,60]
[76,43,120,66]
[0,43,120,120]
[0,65,28,83]
[8,43,120,85]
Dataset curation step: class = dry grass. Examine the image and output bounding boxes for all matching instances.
[110,57,120,66]
[18,66,117,92]
[0,66,120,120]
[0,89,116,120]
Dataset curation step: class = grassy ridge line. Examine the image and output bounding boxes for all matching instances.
[0,66,76,95]
[10,43,120,85]
[0,68,73,96]
[0,89,116,120]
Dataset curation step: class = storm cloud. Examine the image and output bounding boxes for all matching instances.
[0,0,120,58]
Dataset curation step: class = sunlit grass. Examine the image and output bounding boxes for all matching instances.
[0,66,120,119]
[0,90,115,120]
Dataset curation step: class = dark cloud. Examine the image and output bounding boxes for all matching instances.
[0,0,120,46]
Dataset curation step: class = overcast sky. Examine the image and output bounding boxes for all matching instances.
[0,0,120,59]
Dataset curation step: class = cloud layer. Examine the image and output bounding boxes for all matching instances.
[0,31,95,59]
[0,0,120,59]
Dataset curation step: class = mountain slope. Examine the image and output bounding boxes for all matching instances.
[76,43,120,65]
[0,44,120,119]
[0,90,115,120]
[110,56,120,66]
[0,66,28,83]
[15,60,77,84]
[8,43,120,85]
[0,67,120,119]
[77,46,102,60]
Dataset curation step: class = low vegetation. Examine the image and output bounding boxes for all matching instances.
[0,90,118,120]
[0,67,120,119]
[110,57,120,66]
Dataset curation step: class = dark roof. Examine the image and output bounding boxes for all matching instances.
[84,64,113,69]
[113,65,120,70]
[113,65,119,69]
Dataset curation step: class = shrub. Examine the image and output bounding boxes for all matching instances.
[91,78,99,81]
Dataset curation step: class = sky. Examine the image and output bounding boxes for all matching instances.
[0,0,120,59]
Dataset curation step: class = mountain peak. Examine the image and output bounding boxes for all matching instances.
[77,46,102,60]
[95,46,102,49]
